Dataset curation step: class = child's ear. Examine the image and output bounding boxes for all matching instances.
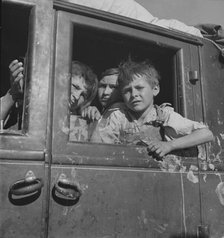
[153,85,160,96]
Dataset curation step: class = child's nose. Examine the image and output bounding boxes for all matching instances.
[104,86,112,95]
[131,88,138,97]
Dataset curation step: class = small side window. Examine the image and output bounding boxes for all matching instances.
[68,24,175,144]
[0,3,31,132]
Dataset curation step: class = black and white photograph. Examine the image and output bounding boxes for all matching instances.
[1,0,224,237]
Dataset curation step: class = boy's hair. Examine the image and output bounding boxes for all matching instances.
[118,59,160,88]
[101,68,119,79]
[71,61,98,109]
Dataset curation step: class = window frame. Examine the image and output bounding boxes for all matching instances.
[52,7,203,168]
[0,0,53,158]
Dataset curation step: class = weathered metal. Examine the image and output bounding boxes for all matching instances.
[0,0,223,237]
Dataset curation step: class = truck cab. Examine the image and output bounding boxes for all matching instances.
[1,0,224,237]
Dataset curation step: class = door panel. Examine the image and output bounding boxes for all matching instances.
[49,166,201,238]
[0,162,45,238]
[50,6,203,238]
[197,36,224,238]
[199,172,224,238]
[0,1,53,238]
[199,39,224,167]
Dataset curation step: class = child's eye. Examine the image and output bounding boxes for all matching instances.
[99,84,106,89]
[135,86,144,90]
[110,85,118,89]
[72,84,80,90]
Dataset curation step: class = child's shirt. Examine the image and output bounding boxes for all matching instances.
[91,103,207,144]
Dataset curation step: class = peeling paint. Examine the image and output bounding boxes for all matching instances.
[203,174,207,182]
[217,109,224,125]
[208,163,215,170]
[62,207,69,216]
[71,168,88,192]
[198,145,218,172]
[215,173,223,182]
[105,157,114,161]
[215,136,223,161]
[198,145,207,161]
[25,170,36,182]
[140,210,148,225]
[59,116,70,135]
[66,156,75,164]
[187,171,199,183]
[189,165,198,171]
[135,147,147,154]
[208,134,223,164]
[148,217,168,234]
[158,155,186,172]
[71,168,77,178]
[200,161,208,171]
[80,184,88,191]
[215,182,224,206]
[220,133,224,140]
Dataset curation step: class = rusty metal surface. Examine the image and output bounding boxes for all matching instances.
[199,39,224,170]
[199,172,224,238]
[0,162,46,238]
[1,1,224,238]
[0,0,53,152]
[48,166,201,238]
[49,8,224,237]
[0,1,53,238]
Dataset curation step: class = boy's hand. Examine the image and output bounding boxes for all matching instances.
[81,106,101,121]
[147,140,173,160]
[9,60,24,100]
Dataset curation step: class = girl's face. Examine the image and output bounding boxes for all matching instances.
[98,74,119,108]
[122,74,159,115]
[70,75,88,110]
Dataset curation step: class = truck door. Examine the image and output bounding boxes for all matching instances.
[197,39,224,238]
[0,1,53,237]
[48,3,206,237]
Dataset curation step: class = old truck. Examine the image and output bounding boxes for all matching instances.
[0,0,224,237]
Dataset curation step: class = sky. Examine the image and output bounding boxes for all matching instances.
[137,0,224,27]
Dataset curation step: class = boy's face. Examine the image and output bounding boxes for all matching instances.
[70,75,88,110]
[98,74,119,108]
[122,75,159,114]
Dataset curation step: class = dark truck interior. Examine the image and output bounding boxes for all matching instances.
[1,2,30,97]
[72,24,177,109]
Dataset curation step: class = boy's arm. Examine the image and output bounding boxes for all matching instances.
[167,127,213,151]
[147,127,214,159]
